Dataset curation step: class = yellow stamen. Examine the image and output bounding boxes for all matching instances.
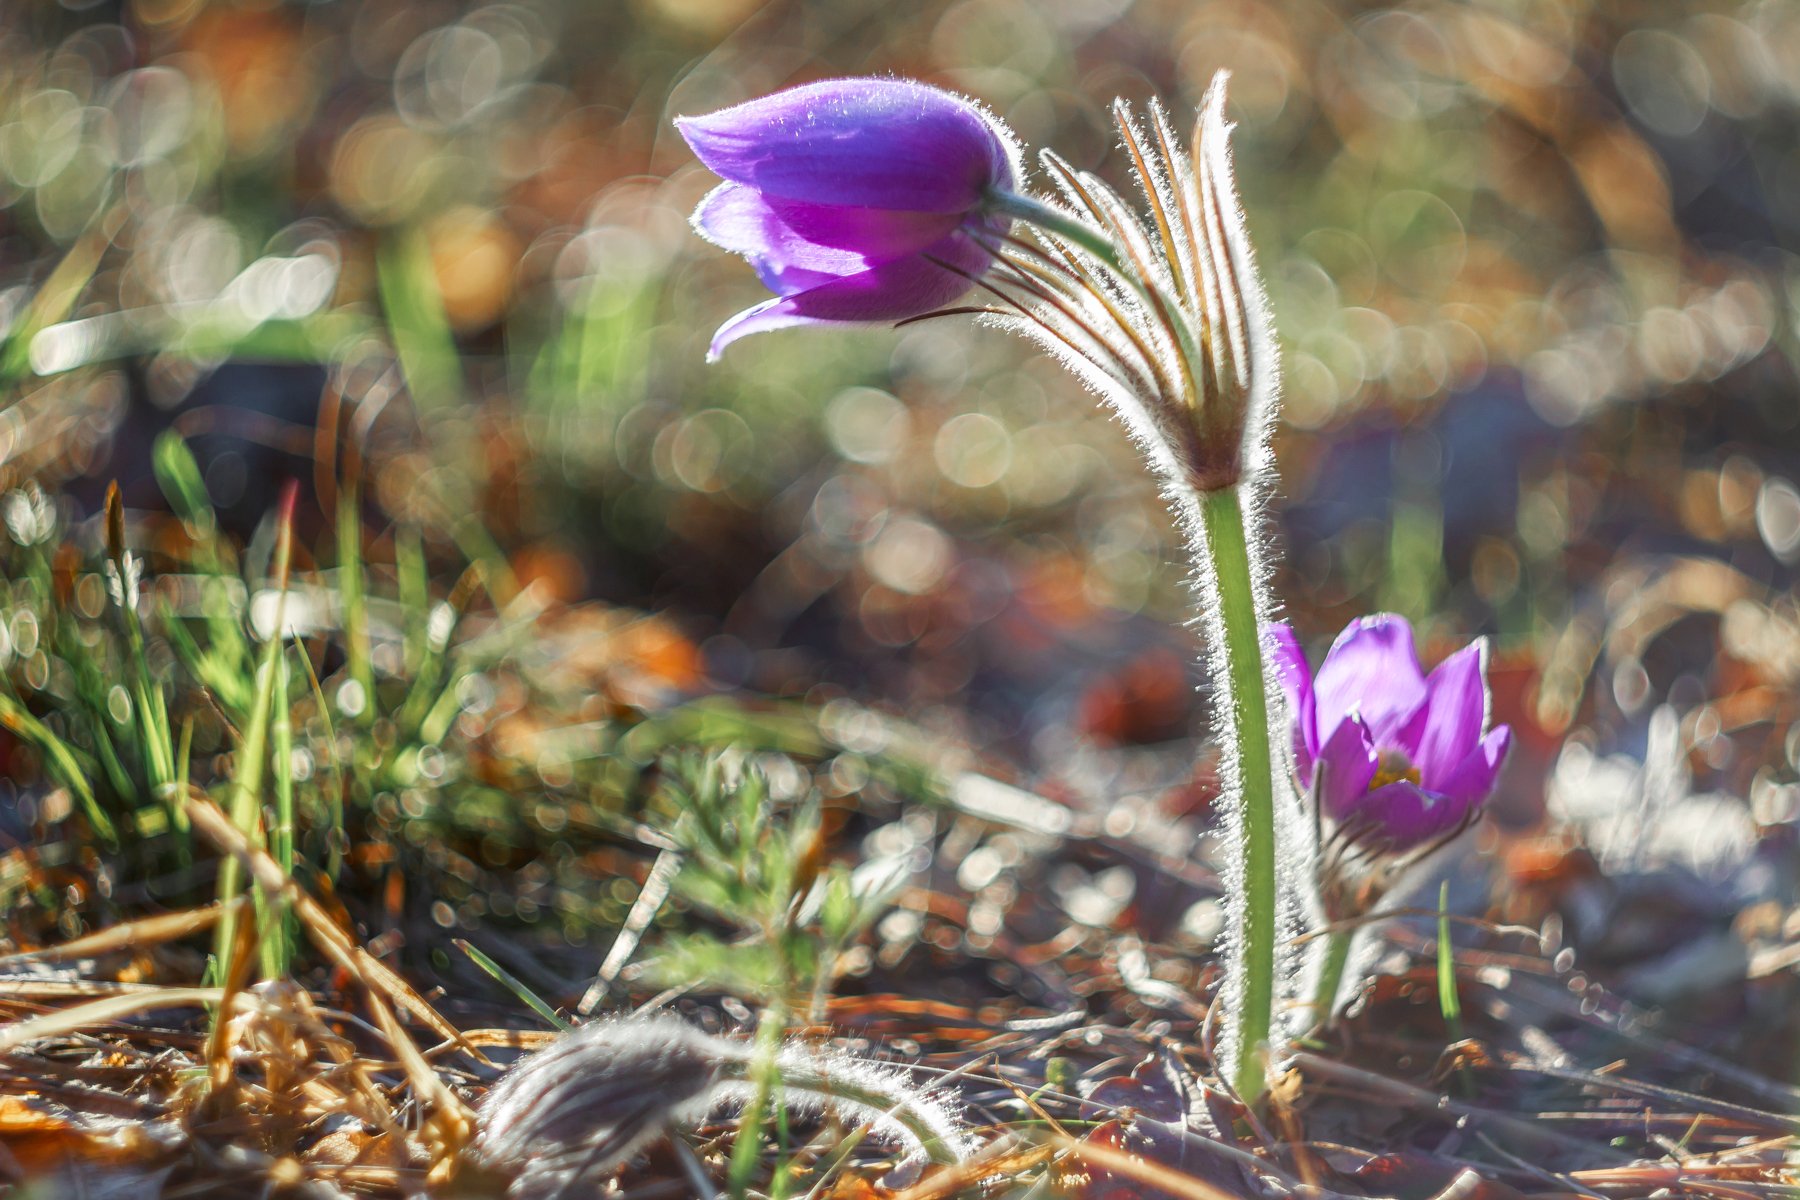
[1369,749,1420,791]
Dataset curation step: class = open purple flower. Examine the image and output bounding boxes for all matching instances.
[677,78,1020,360]
[1265,615,1511,852]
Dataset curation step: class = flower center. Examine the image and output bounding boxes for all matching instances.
[1368,748,1421,791]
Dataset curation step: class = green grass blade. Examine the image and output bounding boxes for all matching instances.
[213,485,298,982]
[0,224,108,384]
[290,632,346,883]
[335,476,377,725]
[396,525,428,677]
[453,939,571,1032]
[104,484,175,791]
[152,432,215,537]
[271,639,296,971]
[1437,880,1462,1027]
[0,695,115,846]
[378,225,463,412]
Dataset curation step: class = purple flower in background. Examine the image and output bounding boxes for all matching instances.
[677,77,1020,360]
[1266,615,1511,852]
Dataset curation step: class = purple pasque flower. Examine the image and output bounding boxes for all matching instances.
[1265,615,1511,852]
[677,77,1020,360]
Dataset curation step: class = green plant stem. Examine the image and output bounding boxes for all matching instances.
[1437,882,1476,1097]
[1312,927,1352,1029]
[271,641,295,970]
[757,1064,965,1166]
[117,594,174,791]
[727,1003,786,1198]
[984,190,1125,273]
[1198,484,1276,1105]
[1435,882,1460,1026]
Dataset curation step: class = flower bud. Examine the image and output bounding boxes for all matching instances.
[677,78,1021,360]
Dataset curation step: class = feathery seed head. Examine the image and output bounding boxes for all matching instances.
[942,72,1278,495]
[466,1013,971,1195]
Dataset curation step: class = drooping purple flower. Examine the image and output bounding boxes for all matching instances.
[677,78,1020,360]
[1265,615,1511,852]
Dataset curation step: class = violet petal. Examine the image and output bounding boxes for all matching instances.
[1263,623,1318,774]
[706,296,823,361]
[1352,780,1474,849]
[765,194,965,255]
[693,183,869,294]
[1315,712,1379,822]
[1412,638,1490,784]
[677,78,1017,214]
[1433,725,1512,804]
[706,234,990,359]
[695,184,972,284]
[1313,613,1426,748]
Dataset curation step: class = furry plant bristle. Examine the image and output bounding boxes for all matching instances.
[465,1014,972,1197]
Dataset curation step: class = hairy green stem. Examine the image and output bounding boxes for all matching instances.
[718,1058,965,1167]
[1199,485,1276,1104]
[1312,927,1352,1029]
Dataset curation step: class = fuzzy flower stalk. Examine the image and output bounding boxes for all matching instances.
[680,72,1291,1102]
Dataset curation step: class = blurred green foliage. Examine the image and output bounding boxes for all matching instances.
[643,751,909,1017]
[2,0,1795,646]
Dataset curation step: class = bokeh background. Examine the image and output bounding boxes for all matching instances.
[3,0,1799,876]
